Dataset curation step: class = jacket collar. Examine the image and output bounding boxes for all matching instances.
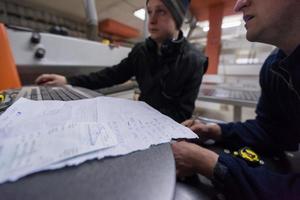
[280,44,300,72]
[271,44,300,99]
[147,30,186,58]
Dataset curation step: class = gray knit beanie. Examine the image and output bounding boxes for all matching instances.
[146,0,191,29]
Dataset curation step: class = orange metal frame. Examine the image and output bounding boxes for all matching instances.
[99,19,140,39]
[190,0,237,74]
[0,23,21,91]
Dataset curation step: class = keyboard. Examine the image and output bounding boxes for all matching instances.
[0,85,102,114]
[16,86,101,101]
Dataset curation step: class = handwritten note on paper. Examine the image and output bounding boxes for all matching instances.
[46,97,198,168]
[0,97,197,183]
[0,122,117,183]
[0,98,99,140]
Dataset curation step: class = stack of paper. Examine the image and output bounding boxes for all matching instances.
[0,97,197,183]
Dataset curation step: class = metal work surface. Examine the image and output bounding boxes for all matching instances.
[198,84,260,121]
[0,144,176,200]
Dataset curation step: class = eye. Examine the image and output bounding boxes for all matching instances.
[157,9,166,16]
[147,9,152,15]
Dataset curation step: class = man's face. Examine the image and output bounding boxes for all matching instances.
[234,0,295,44]
[147,0,177,43]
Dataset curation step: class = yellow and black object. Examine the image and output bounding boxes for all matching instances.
[0,91,5,103]
[233,147,264,167]
[0,90,18,113]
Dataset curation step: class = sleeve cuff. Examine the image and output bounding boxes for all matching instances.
[218,123,231,138]
[66,76,75,85]
[211,154,229,190]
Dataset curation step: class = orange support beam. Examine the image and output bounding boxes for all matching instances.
[205,3,224,74]
[99,19,140,39]
[0,24,21,91]
[190,0,236,22]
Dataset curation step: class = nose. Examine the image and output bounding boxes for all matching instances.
[148,13,157,25]
[234,0,250,12]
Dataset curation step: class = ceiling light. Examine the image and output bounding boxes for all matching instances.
[236,58,259,64]
[203,27,210,32]
[134,8,146,21]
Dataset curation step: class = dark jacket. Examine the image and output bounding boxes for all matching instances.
[67,33,208,122]
[215,45,300,200]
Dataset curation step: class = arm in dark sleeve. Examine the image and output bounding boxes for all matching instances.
[218,93,276,152]
[162,55,208,123]
[217,57,284,153]
[215,153,300,200]
[66,45,140,90]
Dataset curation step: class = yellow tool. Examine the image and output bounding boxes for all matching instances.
[0,92,5,103]
[233,147,264,166]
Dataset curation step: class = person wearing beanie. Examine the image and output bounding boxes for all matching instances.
[35,0,208,123]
